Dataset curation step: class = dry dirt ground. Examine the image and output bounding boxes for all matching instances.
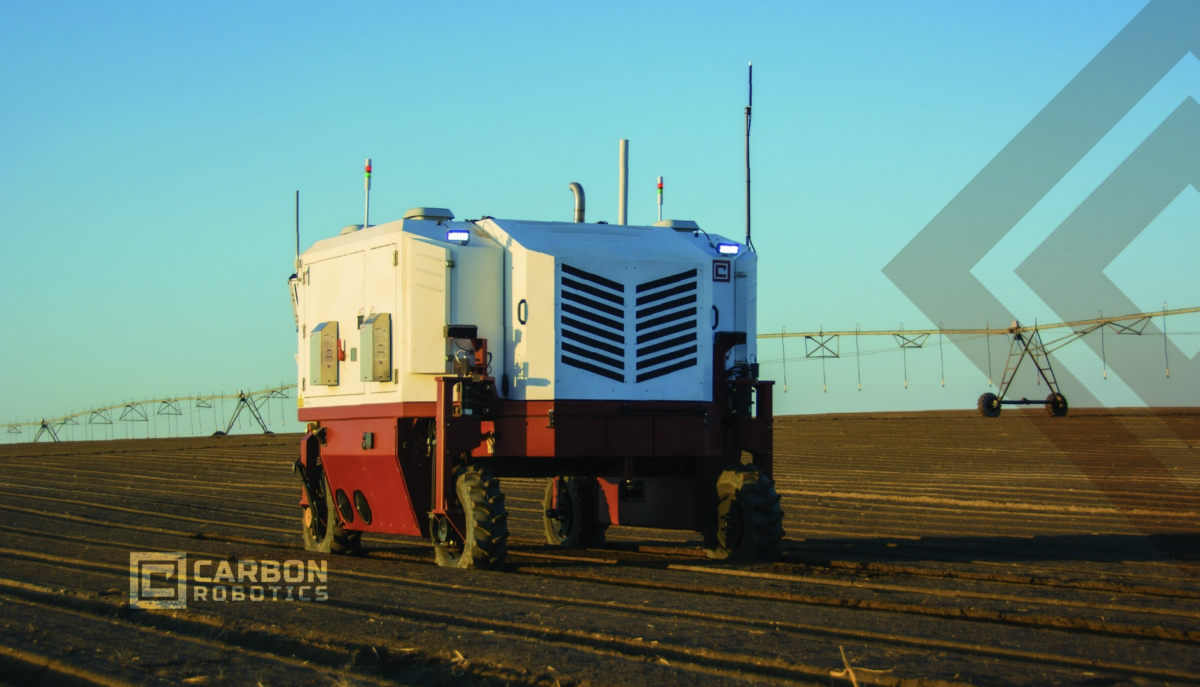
[0,408,1196,687]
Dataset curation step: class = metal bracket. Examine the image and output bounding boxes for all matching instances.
[893,333,930,349]
[88,409,112,425]
[804,335,840,358]
[157,399,182,416]
[1107,317,1150,335]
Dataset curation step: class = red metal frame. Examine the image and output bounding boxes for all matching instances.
[296,336,774,541]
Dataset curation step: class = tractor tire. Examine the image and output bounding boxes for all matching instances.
[978,392,1001,418]
[542,477,608,549]
[1045,392,1069,417]
[433,465,508,570]
[302,472,361,555]
[705,465,784,563]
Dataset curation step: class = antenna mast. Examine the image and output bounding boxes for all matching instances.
[294,190,300,268]
[618,140,629,225]
[745,62,753,250]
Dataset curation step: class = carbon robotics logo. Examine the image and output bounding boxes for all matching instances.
[130,552,187,610]
[130,552,330,608]
[885,0,1198,409]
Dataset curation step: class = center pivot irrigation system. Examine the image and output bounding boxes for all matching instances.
[6,386,294,443]
[762,305,1200,418]
[11,306,1193,443]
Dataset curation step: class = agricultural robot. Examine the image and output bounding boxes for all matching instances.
[289,177,781,569]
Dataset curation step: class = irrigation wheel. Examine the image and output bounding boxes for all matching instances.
[302,470,361,555]
[1045,392,1069,417]
[433,465,509,570]
[977,392,1002,418]
[706,465,784,562]
[542,477,607,548]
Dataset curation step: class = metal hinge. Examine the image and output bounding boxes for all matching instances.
[446,260,456,268]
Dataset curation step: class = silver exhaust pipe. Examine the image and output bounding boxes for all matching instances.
[568,182,585,223]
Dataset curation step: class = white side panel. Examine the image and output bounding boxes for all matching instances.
[366,244,398,393]
[502,239,518,398]
[523,251,557,400]
[448,234,504,380]
[506,245,556,400]
[405,236,449,374]
[712,261,736,370]
[734,252,758,364]
[303,251,365,398]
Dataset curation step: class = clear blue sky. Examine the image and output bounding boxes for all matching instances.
[3,1,1194,436]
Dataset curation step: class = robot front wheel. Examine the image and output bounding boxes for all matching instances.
[706,465,785,562]
[431,464,509,570]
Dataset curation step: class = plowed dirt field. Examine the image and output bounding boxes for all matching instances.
[0,408,1196,686]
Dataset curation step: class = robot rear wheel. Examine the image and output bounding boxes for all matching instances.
[542,477,608,549]
[705,465,784,562]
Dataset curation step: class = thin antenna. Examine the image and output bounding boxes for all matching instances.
[657,176,663,222]
[745,62,754,251]
[294,190,300,270]
[618,140,629,225]
[364,158,372,228]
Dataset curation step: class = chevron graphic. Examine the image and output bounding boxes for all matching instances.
[884,0,1200,410]
[883,1,1200,559]
[1017,97,1200,405]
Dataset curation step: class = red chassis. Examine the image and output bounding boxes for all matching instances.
[295,336,773,547]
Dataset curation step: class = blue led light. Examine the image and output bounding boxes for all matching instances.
[717,243,740,255]
[446,229,470,243]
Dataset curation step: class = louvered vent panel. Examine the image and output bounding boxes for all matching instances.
[634,269,698,382]
[559,264,626,382]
